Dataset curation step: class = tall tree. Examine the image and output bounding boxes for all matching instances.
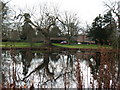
[16,12,56,46]
[88,11,116,45]
[58,11,80,44]
[104,1,120,48]
[104,1,120,29]
[21,13,35,42]
[88,14,104,45]
[16,4,81,46]
[35,14,57,46]
[26,4,59,46]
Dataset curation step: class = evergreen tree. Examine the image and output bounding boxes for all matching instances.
[21,13,35,42]
[88,11,116,45]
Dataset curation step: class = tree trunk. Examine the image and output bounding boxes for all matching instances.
[118,16,120,30]
[41,28,52,46]
[44,36,52,46]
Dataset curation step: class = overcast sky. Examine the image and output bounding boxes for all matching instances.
[8,0,119,26]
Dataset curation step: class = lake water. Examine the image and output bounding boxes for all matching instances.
[1,49,120,88]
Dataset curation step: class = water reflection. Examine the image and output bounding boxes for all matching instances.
[20,50,34,76]
[1,49,120,88]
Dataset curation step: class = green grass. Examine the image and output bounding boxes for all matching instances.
[0,42,43,48]
[53,43,112,49]
[0,42,112,49]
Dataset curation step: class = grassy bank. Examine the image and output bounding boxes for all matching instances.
[0,42,111,49]
[53,43,111,49]
[0,42,43,48]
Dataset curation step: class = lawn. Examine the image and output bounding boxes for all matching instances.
[53,43,111,49]
[0,42,43,48]
[0,42,111,49]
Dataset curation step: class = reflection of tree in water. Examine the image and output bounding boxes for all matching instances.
[50,52,60,62]
[2,49,120,88]
[116,50,120,87]
[64,50,76,69]
[88,52,101,78]
[91,49,119,88]
[20,50,34,76]
[79,49,120,88]
[76,50,101,76]
[2,50,20,87]
[117,63,120,87]
[75,50,117,88]
[62,50,76,88]
[1,49,77,88]
[21,50,77,88]
[22,51,60,81]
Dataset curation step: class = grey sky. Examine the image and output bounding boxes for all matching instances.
[8,0,119,25]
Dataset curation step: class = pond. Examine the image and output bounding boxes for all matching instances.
[1,48,120,88]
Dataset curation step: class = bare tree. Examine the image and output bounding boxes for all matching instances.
[58,11,81,44]
[104,1,120,29]
[24,4,60,46]
[26,4,81,45]
[15,3,81,46]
